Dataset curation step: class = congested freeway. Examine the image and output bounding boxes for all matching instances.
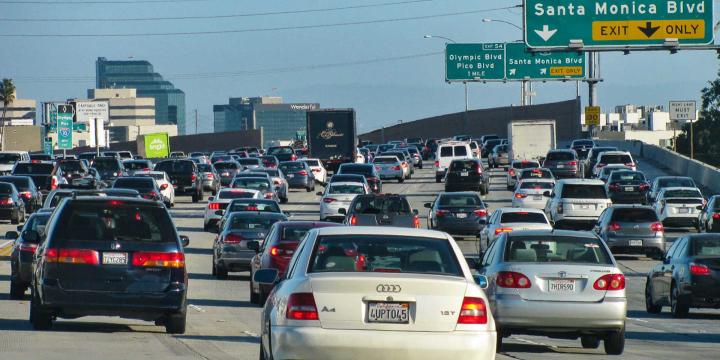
[0,147,717,360]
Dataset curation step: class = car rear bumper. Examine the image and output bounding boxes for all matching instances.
[271,326,496,360]
[287,177,312,188]
[0,207,16,218]
[661,215,699,227]
[40,286,186,318]
[494,295,626,331]
[549,169,579,178]
[378,170,403,179]
[606,235,665,253]
[218,250,255,270]
[435,222,484,236]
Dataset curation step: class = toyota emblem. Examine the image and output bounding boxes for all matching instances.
[376,284,402,293]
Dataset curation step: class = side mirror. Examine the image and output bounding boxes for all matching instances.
[473,274,489,289]
[697,205,704,211]
[247,240,260,252]
[316,191,323,196]
[253,268,279,285]
[412,209,419,215]
[338,208,347,215]
[208,196,214,201]
[662,256,671,265]
[215,210,225,216]
[160,183,169,190]
[465,256,479,270]
[5,231,19,240]
[22,230,40,243]
[179,235,190,247]
[424,202,432,208]
[16,225,23,231]
[543,191,552,197]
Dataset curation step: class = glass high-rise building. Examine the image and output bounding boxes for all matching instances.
[96,57,187,134]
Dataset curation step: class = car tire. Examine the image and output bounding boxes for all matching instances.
[212,188,218,196]
[399,178,405,183]
[259,289,268,306]
[581,336,601,349]
[165,312,186,334]
[434,176,440,183]
[419,164,423,169]
[192,193,199,203]
[10,210,19,225]
[670,283,689,318]
[9,280,25,300]
[280,197,288,204]
[203,223,211,232]
[250,281,260,304]
[506,184,514,191]
[645,280,662,314]
[483,184,490,195]
[306,186,313,192]
[604,327,625,355]
[198,189,204,201]
[215,264,229,280]
[30,291,53,330]
[496,332,503,351]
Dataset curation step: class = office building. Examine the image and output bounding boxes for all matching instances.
[0,91,36,126]
[96,57,187,134]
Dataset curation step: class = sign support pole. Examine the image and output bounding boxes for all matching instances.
[691,120,694,159]
[95,117,101,157]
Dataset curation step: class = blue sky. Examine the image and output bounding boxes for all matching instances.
[1,0,717,134]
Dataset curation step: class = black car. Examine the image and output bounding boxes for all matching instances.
[543,149,580,179]
[444,158,489,194]
[154,159,203,202]
[336,163,382,194]
[699,195,720,233]
[278,161,316,192]
[214,161,243,187]
[645,234,720,318]
[12,161,65,195]
[267,146,297,162]
[92,156,126,185]
[0,182,25,224]
[112,177,163,202]
[570,139,596,160]
[426,192,488,238]
[8,212,51,299]
[57,159,100,188]
[29,197,190,332]
[605,170,650,205]
[0,176,41,213]
[343,194,420,228]
[29,153,53,161]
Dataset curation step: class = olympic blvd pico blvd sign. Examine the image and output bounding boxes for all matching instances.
[524,0,714,49]
[446,43,585,81]
[56,104,74,150]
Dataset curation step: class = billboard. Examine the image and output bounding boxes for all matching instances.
[75,101,109,125]
[143,133,170,158]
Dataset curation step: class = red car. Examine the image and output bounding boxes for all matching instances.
[248,221,342,305]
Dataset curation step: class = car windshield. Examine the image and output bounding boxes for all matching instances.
[373,157,397,164]
[600,154,632,164]
[310,235,462,276]
[664,189,702,198]
[0,153,21,164]
[328,184,365,194]
[504,236,613,264]
[610,171,645,182]
[155,161,194,173]
[218,190,257,199]
[658,178,695,188]
[520,169,553,179]
[520,181,554,190]
[59,161,85,172]
[352,196,410,214]
[113,178,154,190]
[282,227,311,241]
[228,216,279,230]
[546,152,575,161]
[438,194,482,206]
[611,208,658,222]
[13,163,53,174]
[691,237,720,256]
[53,202,176,243]
[500,212,547,223]
[562,184,608,199]
[227,201,280,213]
[450,161,478,171]
[340,165,373,175]
[231,178,270,190]
[93,159,121,171]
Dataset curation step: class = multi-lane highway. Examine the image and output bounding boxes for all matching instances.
[0,157,718,360]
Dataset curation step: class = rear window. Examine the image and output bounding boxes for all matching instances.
[573,140,594,147]
[610,171,645,182]
[611,208,658,222]
[440,146,453,157]
[438,194,482,206]
[14,163,54,174]
[340,165,373,176]
[373,157,397,164]
[239,158,261,165]
[53,202,176,243]
[26,214,50,233]
[113,178,154,189]
[268,147,293,155]
[505,236,612,264]
[664,189,702,198]
[48,192,73,208]
[520,181,554,190]
[520,169,553,180]
[600,154,632,164]
[279,162,305,173]
[304,159,320,167]
[0,177,29,190]
[93,159,121,171]
[214,162,239,170]
[0,153,21,164]
[227,201,281,213]
[282,227,311,241]
[310,235,462,276]
[454,146,468,156]
[197,164,213,172]
[562,184,608,199]
[658,178,695,188]
[353,196,411,215]
[155,161,194,173]
[60,161,86,172]
[231,178,271,190]
[218,189,257,199]
[136,172,164,180]
[329,184,365,194]
[500,212,547,223]
[691,237,720,256]
[513,161,540,169]
[485,139,501,148]
[0,183,15,194]
[123,161,150,171]
[228,215,280,230]
[330,175,365,183]
[450,160,478,171]
[590,148,617,161]
[546,151,575,161]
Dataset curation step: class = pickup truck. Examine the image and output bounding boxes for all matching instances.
[342,194,420,228]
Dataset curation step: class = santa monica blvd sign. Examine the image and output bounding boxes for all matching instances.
[524,0,713,49]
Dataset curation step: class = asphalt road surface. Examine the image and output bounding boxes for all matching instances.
[0,158,718,360]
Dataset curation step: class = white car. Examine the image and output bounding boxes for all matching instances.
[303,158,327,184]
[512,179,555,209]
[480,208,553,247]
[545,179,612,229]
[254,226,497,360]
[653,187,704,230]
[203,188,262,231]
[133,170,175,207]
[592,151,636,178]
[318,181,368,222]
[355,148,365,163]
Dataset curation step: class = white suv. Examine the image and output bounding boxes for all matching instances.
[592,151,636,178]
[653,187,704,230]
[545,179,612,229]
[434,141,472,183]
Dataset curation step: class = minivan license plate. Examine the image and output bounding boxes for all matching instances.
[367,302,409,323]
[102,252,128,265]
[548,279,575,293]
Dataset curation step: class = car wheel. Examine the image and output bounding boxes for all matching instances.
[215,264,229,280]
[259,289,268,306]
[10,210,19,225]
[496,331,503,351]
[250,281,260,304]
[604,327,625,355]
[165,312,187,334]
[212,188,218,196]
[203,223,211,232]
[581,336,601,349]
[198,189,204,201]
[280,197,288,204]
[192,193,199,203]
[645,280,662,314]
[399,178,405,183]
[30,290,53,330]
[434,176,440,183]
[506,184,514,191]
[670,283,689,318]
[305,186,313,192]
[419,164,423,169]
[9,280,25,300]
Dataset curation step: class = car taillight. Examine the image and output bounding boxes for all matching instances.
[349,214,358,226]
[221,172,230,177]
[191,173,197,182]
[207,173,214,179]
[132,251,184,268]
[639,183,650,191]
[689,263,710,276]
[713,213,720,220]
[436,209,448,217]
[208,202,221,210]
[45,248,100,265]
[0,197,13,205]
[514,193,527,199]
[473,209,488,217]
[51,176,58,190]
[413,215,421,228]
[508,168,515,177]
[608,183,620,192]
[374,165,381,171]
[569,161,578,166]
[607,222,621,231]
[19,192,32,199]
[291,154,298,161]
[224,233,243,244]
[311,168,321,173]
[496,271,531,288]
[298,170,308,176]
[19,243,38,253]
[597,163,606,168]
[143,191,158,200]
[323,197,336,203]
[264,192,274,199]
[593,274,625,290]
[457,297,488,324]
[494,227,513,235]
[286,292,318,320]
[270,244,296,257]
[273,179,281,185]
[434,161,440,168]
[625,162,635,167]
[650,222,664,232]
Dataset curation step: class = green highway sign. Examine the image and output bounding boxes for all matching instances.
[49,123,87,132]
[525,0,714,49]
[57,104,73,150]
[446,43,505,81]
[43,140,53,155]
[505,42,585,79]
[446,43,585,81]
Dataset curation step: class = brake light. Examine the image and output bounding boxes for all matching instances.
[273,180,281,185]
[569,161,578,166]
[514,193,527,199]
[323,197,336,203]
[311,168,321,173]
[298,170,308,176]
[0,197,13,205]
[473,209,488,217]
[650,222,664,232]
[19,243,38,253]
[50,176,58,190]
[208,202,221,210]
[160,183,169,190]
[31,160,41,164]
[270,245,295,257]
[508,169,515,177]
[391,165,401,171]
[207,173,214,179]
[191,173,197,182]
[713,213,720,220]
[625,162,635,167]
[436,209,448,217]
[413,215,421,228]
[639,183,650,191]
[496,271,531,288]
[349,214,358,226]
[286,293,318,320]
[45,248,100,265]
[434,161,439,168]
[593,274,625,290]
[457,297,488,324]
[291,154,298,161]
[19,192,32,199]
[494,227,513,235]
[597,163,606,168]
[689,263,710,276]
[224,233,243,244]
[608,183,620,192]
[607,222,621,231]
[132,251,184,268]
[264,192,274,199]
[143,191,158,200]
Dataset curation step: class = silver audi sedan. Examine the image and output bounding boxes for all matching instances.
[477,230,626,355]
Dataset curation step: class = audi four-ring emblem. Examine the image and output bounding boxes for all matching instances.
[376,284,402,293]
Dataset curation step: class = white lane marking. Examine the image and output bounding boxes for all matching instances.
[0,240,12,249]
[515,337,548,346]
[628,317,649,323]
[242,330,259,337]
[188,304,206,313]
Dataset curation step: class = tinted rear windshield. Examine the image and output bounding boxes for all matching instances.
[664,189,702,198]
[373,157,398,164]
[304,159,320,166]
[155,161,194,173]
[282,227,311,241]
[218,190,257,199]
[340,165,373,175]
[53,202,176,243]
[0,183,15,194]
[279,162,305,172]
[505,236,612,264]
[93,159,121,171]
[438,194,482,206]
[520,181,554,190]
[14,163,53,174]
[197,164,213,172]
[450,160,479,171]
[573,140,594,147]
[310,235,462,276]
[228,216,280,230]
[214,162,239,170]
[513,161,540,169]
[268,147,293,155]
[500,212,547,223]
[330,175,365,183]
[520,169,553,179]
[26,214,50,233]
[352,196,410,214]
[329,184,365,194]
[562,184,607,199]
[0,153,21,164]
[546,152,575,161]
[611,208,658,222]
[0,177,29,189]
[239,159,261,165]
[485,139,501,148]
[691,237,720,256]
[227,201,280,213]
[610,171,645,182]
[113,178,155,189]
[590,148,617,160]
[59,161,86,172]
[231,178,270,190]
[659,178,695,188]
[600,154,632,164]
[123,161,150,171]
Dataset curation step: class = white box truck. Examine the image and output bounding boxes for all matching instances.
[508,120,556,161]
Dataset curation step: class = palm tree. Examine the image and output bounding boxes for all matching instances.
[0,78,16,126]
